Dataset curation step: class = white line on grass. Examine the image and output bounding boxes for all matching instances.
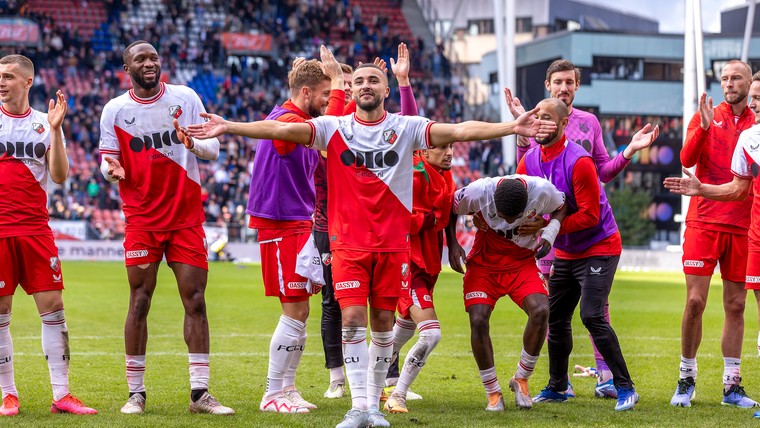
[12,351,743,358]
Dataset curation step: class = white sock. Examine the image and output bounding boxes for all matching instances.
[0,313,17,399]
[189,353,209,391]
[343,326,368,410]
[41,310,69,401]
[598,369,614,385]
[368,330,393,409]
[126,354,146,393]
[283,323,307,390]
[514,348,539,380]
[330,366,345,383]
[391,317,416,366]
[480,366,501,394]
[723,357,741,388]
[757,331,760,357]
[265,315,304,398]
[679,355,697,380]
[395,320,440,397]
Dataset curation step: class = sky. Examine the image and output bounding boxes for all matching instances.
[580,0,746,34]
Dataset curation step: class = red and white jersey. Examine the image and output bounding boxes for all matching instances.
[453,175,565,249]
[99,83,218,231]
[307,112,433,251]
[731,124,760,243]
[0,106,62,238]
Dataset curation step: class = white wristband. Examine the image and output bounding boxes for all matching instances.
[539,219,561,246]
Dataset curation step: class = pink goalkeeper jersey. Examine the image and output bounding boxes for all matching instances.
[0,105,62,238]
[99,83,218,231]
[307,111,433,251]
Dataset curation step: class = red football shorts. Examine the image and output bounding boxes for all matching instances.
[331,249,409,311]
[745,245,760,289]
[462,261,546,309]
[682,226,747,282]
[397,263,438,318]
[0,234,64,296]
[124,226,208,270]
[259,231,312,303]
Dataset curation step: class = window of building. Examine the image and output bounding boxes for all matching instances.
[468,19,494,35]
[516,17,532,33]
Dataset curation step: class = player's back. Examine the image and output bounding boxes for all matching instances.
[0,106,55,237]
[99,83,208,231]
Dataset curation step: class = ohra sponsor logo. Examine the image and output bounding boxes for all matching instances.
[128,130,182,153]
[32,122,45,134]
[465,291,487,300]
[747,275,760,283]
[126,250,149,259]
[287,282,307,290]
[339,149,399,168]
[0,141,47,158]
[335,280,360,290]
[169,105,183,119]
[683,260,705,268]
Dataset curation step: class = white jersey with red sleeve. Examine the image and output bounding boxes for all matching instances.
[99,83,219,232]
[0,106,63,238]
[307,112,433,251]
[453,174,565,249]
[731,124,760,243]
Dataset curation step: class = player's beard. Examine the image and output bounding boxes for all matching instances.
[357,92,383,112]
[131,68,161,91]
[726,89,748,105]
[535,129,559,145]
[306,100,323,118]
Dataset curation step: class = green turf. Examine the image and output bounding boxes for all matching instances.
[6,262,760,426]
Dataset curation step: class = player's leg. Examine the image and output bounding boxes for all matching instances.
[0,238,19,416]
[590,301,616,398]
[315,230,344,398]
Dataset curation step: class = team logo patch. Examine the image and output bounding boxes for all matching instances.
[683,260,705,268]
[287,282,307,290]
[713,120,723,127]
[53,274,62,282]
[401,263,409,279]
[464,291,487,300]
[750,143,759,151]
[383,129,398,144]
[125,117,136,126]
[126,250,149,259]
[589,266,601,275]
[33,122,45,134]
[335,281,360,291]
[0,281,4,289]
[169,105,183,119]
[423,295,433,302]
[579,123,589,133]
[321,252,332,266]
[526,208,537,219]
[49,257,60,273]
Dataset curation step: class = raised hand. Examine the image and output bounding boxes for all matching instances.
[104,156,125,180]
[47,90,67,130]
[390,42,410,85]
[663,167,702,196]
[372,57,388,74]
[623,123,659,159]
[503,87,526,118]
[513,106,557,139]
[187,113,227,139]
[173,119,194,149]
[319,45,343,81]
[698,92,714,130]
[292,56,306,70]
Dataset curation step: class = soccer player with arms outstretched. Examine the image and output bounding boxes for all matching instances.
[0,54,97,416]
[187,45,556,428]
[98,41,233,415]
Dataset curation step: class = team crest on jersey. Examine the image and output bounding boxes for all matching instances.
[169,105,183,119]
[33,122,45,134]
[383,129,398,144]
[49,257,60,273]
[321,252,332,266]
[579,123,589,133]
[401,263,409,279]
[0,281,4,289]
[526,208,537,219]
[125,117,136,126]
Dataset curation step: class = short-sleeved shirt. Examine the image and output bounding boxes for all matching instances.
[0,106,63,238]
[731,124,760,244]
[99,83,219,232]
[307,112,433,252]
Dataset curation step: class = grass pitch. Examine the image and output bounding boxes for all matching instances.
[6,262,760,426]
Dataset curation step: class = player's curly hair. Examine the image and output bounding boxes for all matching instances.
[494,179,528,218]
[288,59,329,93]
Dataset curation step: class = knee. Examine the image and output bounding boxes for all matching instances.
[527,303,550,326]
[184,290,207,318]
[580,311,606,330]
[421,327,441,350]
[725,295,746,317]
[684,295,707,316]
[469,312,490,337]
[130,291,153,319]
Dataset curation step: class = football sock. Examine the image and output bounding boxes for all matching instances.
[41,310,69,401]
[0,313,17,399]
[480,366,501,394]
[723,357,741,391]
[126,354,146,394]
[265,315,304,399]
[283,323,307,390]
[189,353,210,392]
[343,326,368,410]
[330,366,345,383]
[391,317,416,366]
[395,320,440,397]
[368,330,394,408]
[515,348,539,380]
[679,355,697,380]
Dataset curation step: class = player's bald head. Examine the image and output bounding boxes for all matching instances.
[724,59,752,79]
[537,98,569,120]
[123,40,155,64]
[0,54,34,78]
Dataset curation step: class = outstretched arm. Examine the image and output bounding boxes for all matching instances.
[663,167,752,201]
[428,107,556,147]
[187,113,314,146]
